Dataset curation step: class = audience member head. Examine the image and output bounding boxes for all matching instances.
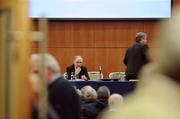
[97,86,110,99]
[76,89,82,96]
[108,93,123,106]
[81,85,97,101]
[30,53,60,82]
[154,6,180,81]
[108,93,123,112]
[73,56,83,68]
[135,32,147,45]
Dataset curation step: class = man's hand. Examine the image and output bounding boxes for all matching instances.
[81,75,87,80]
[75,67,81,75]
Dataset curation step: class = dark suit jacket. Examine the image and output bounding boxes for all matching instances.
[124,43,149,79]
[81,98,108,119]
[48,76,81,119]
[66,64,90,80]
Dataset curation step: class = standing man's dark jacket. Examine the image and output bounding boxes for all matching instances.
[66,64,90,80]
[124,43,149,80]
[48,76,82,119]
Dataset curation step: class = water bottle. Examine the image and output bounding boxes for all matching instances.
[99,66,102,79]
[71,72,74,80]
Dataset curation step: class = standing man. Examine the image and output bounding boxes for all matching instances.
[30,54,81,119]
[101,6,180,119]
[66,56,89,80]
[123,32,149,80]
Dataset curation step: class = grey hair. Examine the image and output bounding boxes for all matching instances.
[81,85,97,99]
[135,32,147,43]
[97,86,110,99]
[30,53,60,74]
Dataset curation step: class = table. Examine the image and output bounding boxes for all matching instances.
[69,80,137,95]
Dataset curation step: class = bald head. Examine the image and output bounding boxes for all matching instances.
[109,93,123,106]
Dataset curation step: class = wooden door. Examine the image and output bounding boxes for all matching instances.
[0,0,31,119]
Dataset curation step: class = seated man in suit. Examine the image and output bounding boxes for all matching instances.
[66,56,90,80]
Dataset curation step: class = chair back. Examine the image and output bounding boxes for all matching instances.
[88,71,103,81]
[109,72,125,80]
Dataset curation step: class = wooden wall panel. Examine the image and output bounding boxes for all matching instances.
[94,21,128,47]
[32,20,159,78]
[94,48,126,78]
[126,21,144,46]
[144,21,158,46]
[31,47,127,78]
[32,0,180,78]
[48,21,95,48]
[48,21,69,47]
[68,21,94,47]
[174,0,180,6]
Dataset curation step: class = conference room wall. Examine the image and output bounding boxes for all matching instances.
[32,20,158,78]
[31,0,180,78]
[174,0,180,5]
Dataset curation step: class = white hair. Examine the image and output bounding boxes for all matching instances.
[109,93,123,106]
[30,53,60,73]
